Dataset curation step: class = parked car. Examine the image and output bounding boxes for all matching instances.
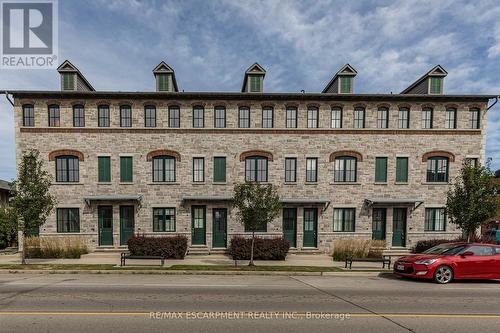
[394,243,500,284]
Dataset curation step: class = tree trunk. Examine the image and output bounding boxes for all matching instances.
[249,231,255,266]
[21,232,26,265]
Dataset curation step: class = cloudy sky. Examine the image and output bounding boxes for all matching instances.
[0,0,499,180]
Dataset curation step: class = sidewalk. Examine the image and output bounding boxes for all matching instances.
[0,252,389,271]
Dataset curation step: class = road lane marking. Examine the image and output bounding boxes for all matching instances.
[0,312,499,319]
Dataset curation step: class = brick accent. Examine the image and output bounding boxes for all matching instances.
[329,150,363,162]
[422,150,455,162]
[146,149,181,162]
[377,103,391,109]
[240,150,274,162]
[48,149,84,161]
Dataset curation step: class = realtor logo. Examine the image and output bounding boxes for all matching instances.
[1,0,58,68]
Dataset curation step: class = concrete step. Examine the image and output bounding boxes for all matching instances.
[94,247,127,253]
[187,246,210,255]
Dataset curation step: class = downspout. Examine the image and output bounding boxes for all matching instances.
[3,91,14,106]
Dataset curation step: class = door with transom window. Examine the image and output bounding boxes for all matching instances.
[372,208,386,241]
[192,206,206,245]
[98,206,113,246]
[303,208,317,248]
[283,208,297,248]
[120,206,135,246]
[212,208,227,248]
[392,208,407,247]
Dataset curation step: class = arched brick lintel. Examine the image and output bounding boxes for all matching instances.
[49,149,84,161]
[146,149,181,162]
[422,151,455,162]
[240,150,274,162]
[329,150,363,162]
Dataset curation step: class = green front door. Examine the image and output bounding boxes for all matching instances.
[98,206,113,246]
[212,208,227,248]
[303,208,317,248]
[372,208,387,240]
[192,206,206,245]
[392,208,407,247]
[119,206,135,246]
[283,208,297,248]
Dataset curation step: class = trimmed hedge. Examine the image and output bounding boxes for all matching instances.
[127,235,188,259]
[228,236,290,260]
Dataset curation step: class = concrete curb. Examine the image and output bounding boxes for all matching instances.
[0,269,388,277]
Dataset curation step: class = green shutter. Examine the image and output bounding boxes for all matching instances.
[340,76,351,93]
[250,75,260,92]
[396,157,408,183]
[375,157,387,182]
[430,77,441,94]
[63,73,75,90]
[213,157,226,182]
[98,157,111,182]
[120,157,133,182]
[158,74,169,92]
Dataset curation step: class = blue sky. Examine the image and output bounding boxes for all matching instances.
[0,0,499,180]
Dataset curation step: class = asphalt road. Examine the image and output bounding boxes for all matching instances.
[0,272,499,333]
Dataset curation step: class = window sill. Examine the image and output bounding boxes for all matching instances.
[53,182,83,185]
[212,182,227,185]
[330,182,360,185]
[424,230,447,232]
[284,182,297,185]
[192,182,206,185]
[422,182,450,185]
[394,182,409,185]
[305,182,319,185]
[97,182,112,185]
[374,182,388,185]
[148,182,180,185]
[119,182,134,185]
[152,231,176,233]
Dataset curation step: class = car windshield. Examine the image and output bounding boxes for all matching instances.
[423,244,467,255]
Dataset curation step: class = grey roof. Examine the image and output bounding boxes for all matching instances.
[57,60,95,91]
[281,198,330,204]
[322,63,357,93]
[182,196,233,202]
[400,65,447,94]
[84,195,142,205]
[364,198,423,205]
[6,91,495,102]
[0,180,11,191]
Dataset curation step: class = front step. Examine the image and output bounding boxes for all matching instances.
[187,246,210,255]
[94,246,127,253]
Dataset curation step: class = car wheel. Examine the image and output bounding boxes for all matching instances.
[434,265,454,284]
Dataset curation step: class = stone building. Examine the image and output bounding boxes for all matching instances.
[8,60,495,254]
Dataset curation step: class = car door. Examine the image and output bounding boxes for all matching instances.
[456,246,494,278]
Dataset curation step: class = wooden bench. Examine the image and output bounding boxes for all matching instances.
[120,253,165,267]
[345,257,391,269]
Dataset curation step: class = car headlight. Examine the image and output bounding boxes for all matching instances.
[414,259,438,265]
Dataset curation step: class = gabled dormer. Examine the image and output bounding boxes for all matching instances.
[322,64,357,94]
[57,60,95,91]
[153,61,179,92]
[400,65,447,95]
[241,63,266,93]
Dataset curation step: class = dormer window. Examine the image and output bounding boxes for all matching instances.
[429,77,442,94]
[153,61,178,92]
[62,73,75,90]
[157,73,170,92]
[249,75,261,92]
[339,76,352,94]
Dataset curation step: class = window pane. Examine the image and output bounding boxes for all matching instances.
[307,107,318,128]
[262,108,273,128]
[193,106,204,128]
[48,105,60,127]
[120,157,133,182]
[145,106,156,127]
[285,158,296,182]
[333,208,355,232]
[57,208,80,233]
[398,108,409,129]
[286,108,297,128]
[469,108,480,129]
[375,157,387,182]
[169,107,180,128]
[23,105,35,127]
[98,106,110,127]
[98,156,111,182]
[354,108,364,128]
[377,108,388,129]
[238,107,250,128]
[430,77,442,94]
[340,77,351,93]
[165,158,175,182]
[306,158,317,182]
[214,107,226,128]
[331,108,342,128]
[193,157,204,182]
[73,105,85,127]
[445,108,456,129]
[213,157,226,182]
[422,108,433,129]
[396,157,408,182]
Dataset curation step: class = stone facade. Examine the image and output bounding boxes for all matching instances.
[13,93,490,254]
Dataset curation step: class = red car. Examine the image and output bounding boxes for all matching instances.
[394,243,500,284]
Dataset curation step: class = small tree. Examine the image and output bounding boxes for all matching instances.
[0,206,18,249]
[446,161,499,242]
[232,183,282,266]
[10,150,56,264]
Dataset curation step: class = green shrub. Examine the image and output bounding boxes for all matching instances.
[127,235,188,259]
[332,239,386,261]
[25,236,88,259]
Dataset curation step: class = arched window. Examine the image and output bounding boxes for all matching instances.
[245,156,268,182]
[377,107,388,128]
[422,107,433,129]
[353,107,365,128]
[426,157,448,182]
[193,105,204,128]
[334,156,357,182]
[120,105,132,127]
[445,107,457,129]
[56,156,79,182]
[145,105,156,127]
[307,107,319,128]
[153,156,176,182]
[331,107,342,128]
[98,105,110,127]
